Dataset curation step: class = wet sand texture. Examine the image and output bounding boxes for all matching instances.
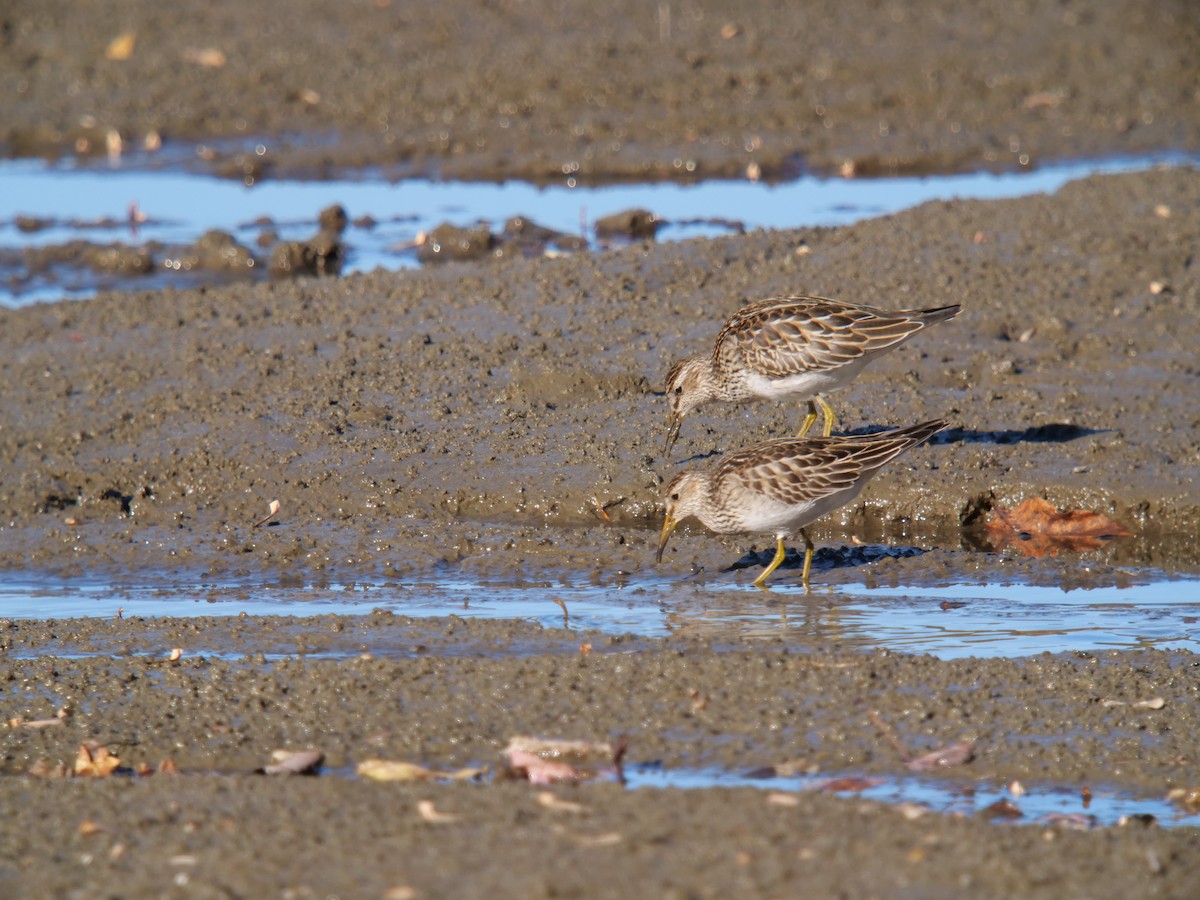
[1,618,1198,898]
[1,168,1198,580]
[2,0,1198,180]
[2,1,1200,897]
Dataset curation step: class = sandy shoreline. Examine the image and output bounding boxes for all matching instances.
[2,0,1199,896]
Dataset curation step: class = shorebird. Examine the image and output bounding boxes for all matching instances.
[663,296,960,453]
[656,418,948,589]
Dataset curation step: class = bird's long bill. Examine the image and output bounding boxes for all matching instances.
[656,513,678,563]
[662,413,682,456]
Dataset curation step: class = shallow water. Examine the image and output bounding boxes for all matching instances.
[2,150,1196,305]
[2,569,1196,659]
[627,766,1198,829]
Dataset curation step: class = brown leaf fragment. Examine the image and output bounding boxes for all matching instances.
[820,776,883,793]
[75,741,121,778]
[906,741,976,772]
[262,749,323,776]
[183,47,227,68]
[980,798,1023,820]
[504,736,614,760]
[356,759,486,782]
[159,757,179,775]
[78,819,103,836]
[1166,787,1200,814]
[253,499,281,528]
[939,601,966,611]
[570,831,622,847]
[105,32,136,61]
[590,496,612,522]
[537,791,587,814]
[28,759,69,779]
[1102,696,1166,710]
[766,792,800,807]
[985,497,1132,557]
[507,749,588,785]
[416,800,459,824]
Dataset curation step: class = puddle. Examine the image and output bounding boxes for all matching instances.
[2,570,1197,660]
[625,766,1198,829]
[2,151,1196,305]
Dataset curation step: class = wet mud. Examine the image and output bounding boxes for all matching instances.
[2,0,1198,181]
[3,0,1200,896]
[2,616,1199,897]
[1,164,1197,897]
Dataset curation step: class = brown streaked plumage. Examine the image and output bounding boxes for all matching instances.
[663,296,961,453]
[656,418,949,589]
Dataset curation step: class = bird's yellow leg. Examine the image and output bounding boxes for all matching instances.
[800,528,815,594]
[796,400,819,437]
[753,536,788,588]
[817,397,836,437]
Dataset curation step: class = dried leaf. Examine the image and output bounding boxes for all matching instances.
[183,47,227,68]
[416,800,459,824]
[1166,787,1200,813]
[980,798,1023,819]
[507,748,588,785]
[262,749,323,775]
[820,776,883,793]
[906,741,975,772]
[985,498,1132,557]
[537,791,587,813]
[590,496,611,522]
[1102,696,1166,710]
[28,759,69,778]
[356,759,485,782]
[159,757,179,775]
[253,499,281,528]
[75,741,121,778]
[105,32,136,61]
[504,736,614,760]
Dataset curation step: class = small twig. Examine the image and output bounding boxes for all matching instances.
[551,597,569,629]
[253,499,281,528]
[868,709,912,763]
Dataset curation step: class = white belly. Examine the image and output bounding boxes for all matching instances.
[723,477,873,538]
[743,355,872,401]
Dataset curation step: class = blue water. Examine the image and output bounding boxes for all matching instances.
[2,150,1196,305]
[1,570,1196,660]
[627,766,1198,829]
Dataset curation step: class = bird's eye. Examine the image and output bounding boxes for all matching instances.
[674,386,683,395]
[670,492,679,501]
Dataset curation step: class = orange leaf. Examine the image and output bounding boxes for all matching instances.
[984,498,1132,558]
[75,741,121,777]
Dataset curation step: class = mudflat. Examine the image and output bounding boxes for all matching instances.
[2,1,1199,897]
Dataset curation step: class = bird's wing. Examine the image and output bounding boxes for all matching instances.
[714,296,932,377]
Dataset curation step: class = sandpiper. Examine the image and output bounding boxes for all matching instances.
[656,418,948,588]
[663,296,960,453]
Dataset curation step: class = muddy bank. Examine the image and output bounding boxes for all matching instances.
[1,166,1198,584]
[1,616,1198,897]
[3,0,1199,181]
